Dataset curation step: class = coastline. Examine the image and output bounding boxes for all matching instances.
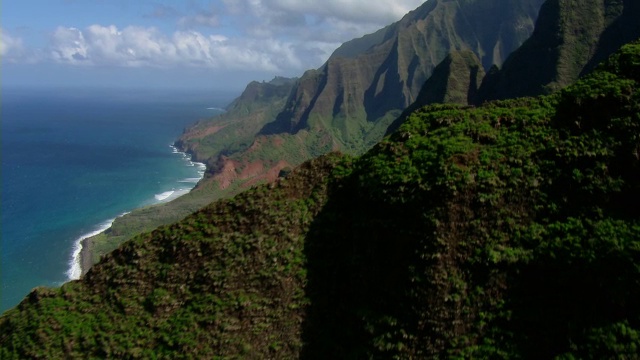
[79,238,94,278]
[73,145,206,279]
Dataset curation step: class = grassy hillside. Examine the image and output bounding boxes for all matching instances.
[2,39,639,359]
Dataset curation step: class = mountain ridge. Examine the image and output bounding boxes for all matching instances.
[81,0,640,275]
[80,0,548,269]
[2,38,640,359]
[177,0,546,190]
[478,0,640,100]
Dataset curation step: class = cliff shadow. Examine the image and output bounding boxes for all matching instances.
[298,180,439,358]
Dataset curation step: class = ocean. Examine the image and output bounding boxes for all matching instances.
[1,87,234,313]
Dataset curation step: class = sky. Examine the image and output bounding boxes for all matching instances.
[1,0,426,91]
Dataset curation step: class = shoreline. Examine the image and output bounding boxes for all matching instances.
[79,238,95,278]
[72,145,206,279]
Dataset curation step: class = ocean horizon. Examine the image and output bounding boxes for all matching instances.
[1,86,235,312]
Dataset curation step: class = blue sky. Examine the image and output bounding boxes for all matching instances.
[2,0,425,91]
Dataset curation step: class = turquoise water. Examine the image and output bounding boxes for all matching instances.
[1,87,234,312]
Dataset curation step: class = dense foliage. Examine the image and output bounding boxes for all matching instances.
[304,40,640,358]
[2,40,640,359]
[86,0,640,270]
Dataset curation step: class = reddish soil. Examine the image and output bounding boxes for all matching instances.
[213,157,292,191]
[182,125,226,141]
[243,160,291,188]
[272,137,285,148]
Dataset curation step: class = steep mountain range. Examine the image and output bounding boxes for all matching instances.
[179,0,545,163]
[3,0,640,357]
[478,0,640,100]
[179,0,640,199]
[2,37,639,359]
[82,0,549,264]
[89,0,638,268]
[79,0,640,284]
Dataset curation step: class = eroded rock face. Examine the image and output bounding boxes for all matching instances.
[478,0,640,101]
[260,0,545,141]
[178,0,546,197]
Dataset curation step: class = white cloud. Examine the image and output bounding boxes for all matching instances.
[216,0,426,55]
[222,0,425,32]
[264,0,425,25]
[50,27,89,63]
[47,25,309,72]
[0,28,25,59]
[12,1,429,75]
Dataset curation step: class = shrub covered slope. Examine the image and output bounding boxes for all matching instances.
[2,40,640,359]
[85,0,640,273]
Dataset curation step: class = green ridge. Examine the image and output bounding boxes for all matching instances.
[84,77,298,264]
[86,0,545,268]
[2,38,640,359]
[478,0,640,100]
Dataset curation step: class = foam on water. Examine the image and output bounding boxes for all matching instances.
[1,87,237,312]
[67,213,129,280]
[64,143,208,282]
[155,191,175,201]
[179,177,202,183]
[207,107,227,112]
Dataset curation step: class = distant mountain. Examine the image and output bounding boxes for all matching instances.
[176,76,298,164]
[79,0,548,267]
[478,0,640,100]
[388,0,640,133]
[2,39,639,359]
[178,0,545,183]
[72,0,640,278]
[182,0,640,190]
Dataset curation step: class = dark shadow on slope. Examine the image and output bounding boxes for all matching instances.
[579,0,640,77]
[299,187,429,359]
[260,69,329,136]
[363,39,407,122]
[298,150,457,358]
[385,51,483,136]
[476,0,563,102]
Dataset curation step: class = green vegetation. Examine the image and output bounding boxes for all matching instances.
[2,39,640,359]
[479,0,640,100]
[0,154,343,359]
[84,0,640,270]
[85,0,547,266]
[83,77,298,265]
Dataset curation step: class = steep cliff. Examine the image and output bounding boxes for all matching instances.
[2,39,639,359]
[81,0,548,272]
[80,0,640,278]
[478,0,640,100]
[80,77,299,264]
[390,0,640,134]
[254,0,543,142]
[387,49,485,134]
[176,76,298,163]
[177,0,545,183]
